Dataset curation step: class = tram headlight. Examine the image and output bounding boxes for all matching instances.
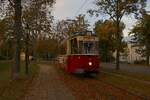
[88,62,92,66]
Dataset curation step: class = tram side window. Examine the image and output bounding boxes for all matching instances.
[79,41,84,54]
[71,38,78,54]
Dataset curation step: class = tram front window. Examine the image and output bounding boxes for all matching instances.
[79,41,98,54]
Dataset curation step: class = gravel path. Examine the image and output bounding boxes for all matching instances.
[101,63,150,73]
[24,64,75,100]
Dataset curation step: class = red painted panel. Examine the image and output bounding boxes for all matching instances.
[66,55,100,73]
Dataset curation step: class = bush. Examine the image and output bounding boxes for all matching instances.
[0,55,12,60]
[0,55,7,60]
[134,60,146,64]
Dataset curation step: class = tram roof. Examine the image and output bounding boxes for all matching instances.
[70,31,97,37]
[68,31,98,41]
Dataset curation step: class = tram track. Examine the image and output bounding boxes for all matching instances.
[101,71,150,85]
[97,79,147,99]
[94,71,149,100]
[54,62,149,99]
[66,73,148,100]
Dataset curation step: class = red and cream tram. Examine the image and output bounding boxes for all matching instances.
[59,31,100,74]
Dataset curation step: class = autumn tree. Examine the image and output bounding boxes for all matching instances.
[0,19,6,47]
[130,12,150,66]
[56,14,89,41]
[0,0,55,78]
[0,16,14,59]
[74,14,89,32]
[22,0,55,74]
[36,38,59,59]
[94,20,126,62]
[89,0,146,70]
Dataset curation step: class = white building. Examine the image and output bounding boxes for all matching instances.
[113,43,145,63]
[126,43,145,63]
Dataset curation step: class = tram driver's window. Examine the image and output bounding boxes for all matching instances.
[84,42,94,54]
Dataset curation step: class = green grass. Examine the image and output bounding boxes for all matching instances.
[0,61,39,100]
[0,61,12,81]
[0,61,11,71]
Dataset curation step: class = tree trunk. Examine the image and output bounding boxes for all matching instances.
[12,0,22,79]
[146,55,149,66]
[25,33,29,75]
[115,0,120,70]
[146,42,150,66]
[145,37,150,66]
[116,49,120,70]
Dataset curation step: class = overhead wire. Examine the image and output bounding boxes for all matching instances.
[74,0,90,17]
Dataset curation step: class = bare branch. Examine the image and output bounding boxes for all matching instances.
[8,0,14,7]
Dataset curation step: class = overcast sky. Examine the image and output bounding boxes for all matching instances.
[53,0,150,37]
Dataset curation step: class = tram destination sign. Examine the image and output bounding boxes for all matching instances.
[77,36,99,41]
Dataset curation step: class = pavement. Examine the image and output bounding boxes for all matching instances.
[101,63,150,74]
[24,64,75,100]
